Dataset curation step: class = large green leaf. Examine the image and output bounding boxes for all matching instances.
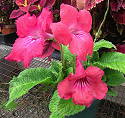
[94,39,116,51]
[95,52,125,73]
[5,67,55,108]
[105,69,125,86]
[49,91,85,118]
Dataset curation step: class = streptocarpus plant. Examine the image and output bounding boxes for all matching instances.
[2,0,125,118]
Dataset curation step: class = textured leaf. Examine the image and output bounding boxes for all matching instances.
[50,61,63,83]
[105,69,125,86]
[6,67,54,108]
[62,45,74,61]
[95,52,125,73]
[50,61,62,73]
[91,51,99,62]
[50,112,64,118]
[49,91,85,118]
[94,39,116,51]
[49,91,60,113]
[65,67,73,77]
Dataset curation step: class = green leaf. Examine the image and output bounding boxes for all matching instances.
[94,39,116,51]
[105,69,125,86]
[91,52,99,62]
[49,61,63,83]
[49,91,60,113]
[95,52,125,73]
[2,101,17,110]
[50,61,62,74]
[58,99,85,117]
[50,112,64,118]
[65,67,73,77]
[107,89,118,97]
[6,67,54,108]
[62,45,74,61]
[49,91,85,118]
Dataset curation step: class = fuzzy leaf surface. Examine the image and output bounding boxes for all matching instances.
[94,39,116,51]
[105,69,125,86]
[49,91,85,118]
[95,52,125,73]
[6,67,56,108]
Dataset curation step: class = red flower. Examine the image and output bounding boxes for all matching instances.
[5,8,56,68]
[58,58,108,107]
[51,4,93,61]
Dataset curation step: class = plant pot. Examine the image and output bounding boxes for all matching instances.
[66,100,101,118]
[1,24,16,35]
[0,32,18,46]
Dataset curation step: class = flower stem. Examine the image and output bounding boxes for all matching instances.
[94,0,110,42]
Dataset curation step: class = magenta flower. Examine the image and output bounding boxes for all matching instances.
[58,58,108,107]
[5,8,56,68]
[51,4,93,61]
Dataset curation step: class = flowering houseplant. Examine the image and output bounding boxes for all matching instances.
[2,0,125,117]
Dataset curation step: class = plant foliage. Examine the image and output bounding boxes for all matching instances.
[49,91,85,118]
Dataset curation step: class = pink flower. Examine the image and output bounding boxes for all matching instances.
[5,8,56,68]
[58,58,108,107]
[51,4,93,61]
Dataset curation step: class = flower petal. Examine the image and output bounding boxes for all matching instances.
[92,81,108,100]
[69,32,93,61]
[75,57,85,76]
[51,22,72,45]
[72,84,94,107]
[77,10,92,32]
[52,41,60,50]
[37,8,53,33]
[16,13,37,37]
[85,66,104,80]
[5,36,46,68]
[57,74,73,100]
[60,4,78,27]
